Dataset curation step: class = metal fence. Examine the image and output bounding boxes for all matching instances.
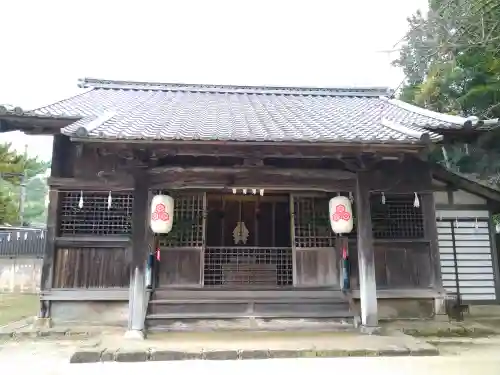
[0,229,46,258]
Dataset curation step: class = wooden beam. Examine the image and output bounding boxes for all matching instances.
[148,165,355,179]
[41,288,130,301]
[432,165,500,202]
[85,141,424,160]
[48,177,133,190]
[150,174,356,192]
[355,171,378,328]
[55,236,130,248]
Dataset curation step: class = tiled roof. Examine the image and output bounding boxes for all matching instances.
[0,104,76,120]
[25,78,478,144]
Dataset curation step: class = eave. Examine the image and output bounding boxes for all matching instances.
[0,114,79,135]
[431,164,500,203]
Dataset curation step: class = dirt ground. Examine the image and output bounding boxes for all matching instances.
[0,293,38,326]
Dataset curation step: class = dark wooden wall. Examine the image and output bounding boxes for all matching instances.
[48,142,438,292]
[348,241,432,289]
[54,247,130,288]
[157,249,201,286]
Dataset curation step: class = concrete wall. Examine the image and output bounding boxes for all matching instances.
[353,299,435,320]
[0,258,42,293]
[51,301,128,326]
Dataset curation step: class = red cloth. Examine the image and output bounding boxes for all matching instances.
[342,246,347,259]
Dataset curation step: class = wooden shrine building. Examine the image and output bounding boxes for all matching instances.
[1,78,500,336]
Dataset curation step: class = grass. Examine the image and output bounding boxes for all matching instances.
[0,293,38,326]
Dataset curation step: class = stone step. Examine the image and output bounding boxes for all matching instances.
[146,316,356,332]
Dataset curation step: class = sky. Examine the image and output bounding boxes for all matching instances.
[0,0,428,161]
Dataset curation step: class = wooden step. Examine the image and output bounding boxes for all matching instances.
[146,310,353,320]
[149,297,348,304]
[151,289,345,300]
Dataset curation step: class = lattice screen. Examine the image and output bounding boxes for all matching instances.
[370,194,424,239]
[59,191,133,236]
[154,191,205,248]
[293,196,336,248]
[204,247,293,286]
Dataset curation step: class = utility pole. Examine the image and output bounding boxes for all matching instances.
[19,144,28,226]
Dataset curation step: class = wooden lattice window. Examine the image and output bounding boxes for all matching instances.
[370,194,424,239]
[204,247,293,286]
[293,196,334,248]
[59,191,133,236]
[154,191,204,248]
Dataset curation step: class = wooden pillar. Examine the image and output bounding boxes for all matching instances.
[355,171,378,328]
[38,135,70,321]
[38,188,58,319]
[126,170,150,338]
[421,192,442,289]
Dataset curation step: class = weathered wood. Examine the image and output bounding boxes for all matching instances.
[40,288,130,301]
[351,288,442,299]
[128,170,150,332]
[48,177,133,190]
[150,172,356,192]
[421,192,442,288]
[295,248,338,286]
[55,236,130,248]
[366,158,433,193]
[157,249,202,286]
[39,135,67,318]
[53,247,130,288]
[349,241,433,289]
[151,179,356,192]
[355,171,378,327]
[149,166,355,179]
[50,135,75,177]
[82,140,425,157]
[40,189,58,291]
[0,116,77,135]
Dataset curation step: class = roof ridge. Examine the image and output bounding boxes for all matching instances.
[78,77,392,97]
[385,98,467,126]
[380,117,441,141]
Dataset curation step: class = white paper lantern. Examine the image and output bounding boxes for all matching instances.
[150,194,175,234]
[329,196,354,234]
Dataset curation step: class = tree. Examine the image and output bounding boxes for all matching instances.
[394,0,500,118]
[0,142,50,225]
[394,0,500,180]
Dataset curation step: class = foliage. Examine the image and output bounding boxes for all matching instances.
[394,0,500,118]
[0,142,50,225]
[394,0,500,181]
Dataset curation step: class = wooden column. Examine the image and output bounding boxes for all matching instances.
[355,171,378,327]
[38,135,70,320]
[421,192,442,289]
[126,170,150,338]
[38,188,59,318]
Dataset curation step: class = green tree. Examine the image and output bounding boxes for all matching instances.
[394,0,500,118]
[0,142,50,225]
[394,0,500,179]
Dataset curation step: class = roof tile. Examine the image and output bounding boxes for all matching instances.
[28,78,468,143]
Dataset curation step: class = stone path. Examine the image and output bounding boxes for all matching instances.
[5,318,500,364]
[1,330,439,363]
